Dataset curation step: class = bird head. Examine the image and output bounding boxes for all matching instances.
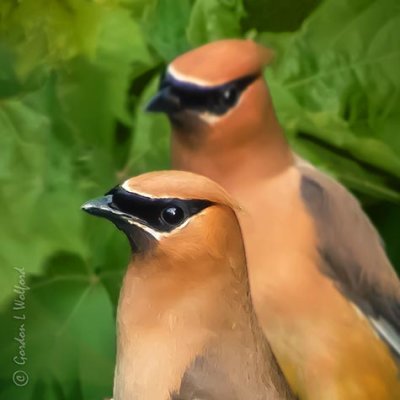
[146,39,275,148]
[82,171,242,264]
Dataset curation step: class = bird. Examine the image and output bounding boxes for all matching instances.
[145,39,400,399]
[82,170,296,400]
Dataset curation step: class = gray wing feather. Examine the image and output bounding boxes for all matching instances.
[298,161,400,359]
[171,357,238,400]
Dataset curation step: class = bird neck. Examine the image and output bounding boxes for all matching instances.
[174,303,296,400]
[171,111,293,193]
[113,249,292,400]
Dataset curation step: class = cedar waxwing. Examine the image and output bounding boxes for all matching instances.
[146,40,400,399]
[82,171,296,400]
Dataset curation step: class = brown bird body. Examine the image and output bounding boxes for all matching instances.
[83,171,296,400]
[146,40,400,399]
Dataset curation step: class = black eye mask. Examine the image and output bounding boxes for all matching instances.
[106,186,212,233]
[161,73,259,115]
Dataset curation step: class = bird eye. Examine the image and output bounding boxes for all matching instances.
[221,87,238,107]
[161,206,185,226]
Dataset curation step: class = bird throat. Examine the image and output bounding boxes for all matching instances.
[171,122,293,193]
[112,254,293,400]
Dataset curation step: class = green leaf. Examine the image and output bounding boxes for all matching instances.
[94,8,156,123]
[0,0,109,77]
[0,92,89,304]
[242,0,321,33]
[0,4,148,302]
[0,253,116,400]
[259,0,400,199]
[187,0,246,46]
[142,0,192,62]
[124,75,171,176]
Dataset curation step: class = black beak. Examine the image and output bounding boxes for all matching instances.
[81,195,118,221]
[81,194,136,231]
[145,86,181,113]
[81,193,155,253]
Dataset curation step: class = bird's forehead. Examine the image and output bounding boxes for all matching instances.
[169,39,273,86]
[120,171,238,209]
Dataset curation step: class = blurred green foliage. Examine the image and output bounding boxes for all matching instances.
[0,0,399,398]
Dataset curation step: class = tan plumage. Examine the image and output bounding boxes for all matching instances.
[146,40,400,399]
[169,39,273,86]
[82,171,296,400]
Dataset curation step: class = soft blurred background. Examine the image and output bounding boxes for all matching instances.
[0,0,399,398]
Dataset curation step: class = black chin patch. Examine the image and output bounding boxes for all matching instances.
[116,220,155,254]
